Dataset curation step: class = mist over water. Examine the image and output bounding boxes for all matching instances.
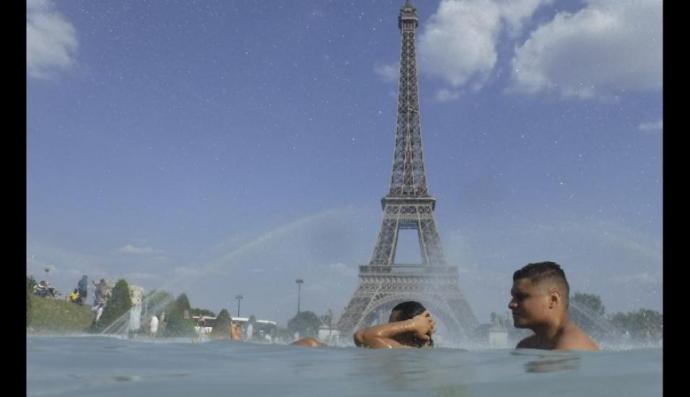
[88,205,661,352]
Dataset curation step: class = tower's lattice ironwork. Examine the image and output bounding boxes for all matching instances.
[336,1,478,341]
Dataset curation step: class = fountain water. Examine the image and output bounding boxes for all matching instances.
[566,300,658,349]
[97,209,352,336]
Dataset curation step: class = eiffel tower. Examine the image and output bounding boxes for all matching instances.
[336,1,478,342]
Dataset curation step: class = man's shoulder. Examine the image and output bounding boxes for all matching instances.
[516,334,537,349]
[557,325,599,351]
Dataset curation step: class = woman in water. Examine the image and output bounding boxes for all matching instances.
[353,301,436,349]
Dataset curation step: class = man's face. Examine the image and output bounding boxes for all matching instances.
[508,278,553,328]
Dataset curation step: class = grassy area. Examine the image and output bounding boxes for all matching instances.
[28,295,95,333]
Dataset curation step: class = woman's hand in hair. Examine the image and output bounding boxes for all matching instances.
[409,310,435,341]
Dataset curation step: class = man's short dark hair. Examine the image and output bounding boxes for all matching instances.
[513,261,570,304]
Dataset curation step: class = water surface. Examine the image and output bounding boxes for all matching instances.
[27,335,662,397]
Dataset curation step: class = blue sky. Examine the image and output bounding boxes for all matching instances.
[27,0,662,327]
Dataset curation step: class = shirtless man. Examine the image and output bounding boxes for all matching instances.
[353,301,435,349]
[509,261,598,351]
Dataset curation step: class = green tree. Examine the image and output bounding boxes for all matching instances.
[287,311,321,338]
[609,309,662,341]
[174,293,192,319]
[191,308,216,318]
[161,293,195,337]
[161,310,195,337]
[211,309,233,338]
[92,279,132,333]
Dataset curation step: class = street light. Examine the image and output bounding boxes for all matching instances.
[235,294,243,317]
[295,279,304,314]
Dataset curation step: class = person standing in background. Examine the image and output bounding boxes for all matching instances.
[77,275,88,305]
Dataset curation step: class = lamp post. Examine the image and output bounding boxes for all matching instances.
[295,279,304,314]
[235,294,243,317]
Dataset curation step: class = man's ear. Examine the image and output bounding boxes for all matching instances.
[548,288,561,309]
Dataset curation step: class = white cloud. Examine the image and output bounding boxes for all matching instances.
[434,88,460,102]
[374,62,399,82]
[118,244,164,256]
[638,120,663,132]
[27,0,78,79]
[418,0,551,88]
[510,0,662,99]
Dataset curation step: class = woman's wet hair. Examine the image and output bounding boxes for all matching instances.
[390,301,427,321]
[389,301,433,348]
